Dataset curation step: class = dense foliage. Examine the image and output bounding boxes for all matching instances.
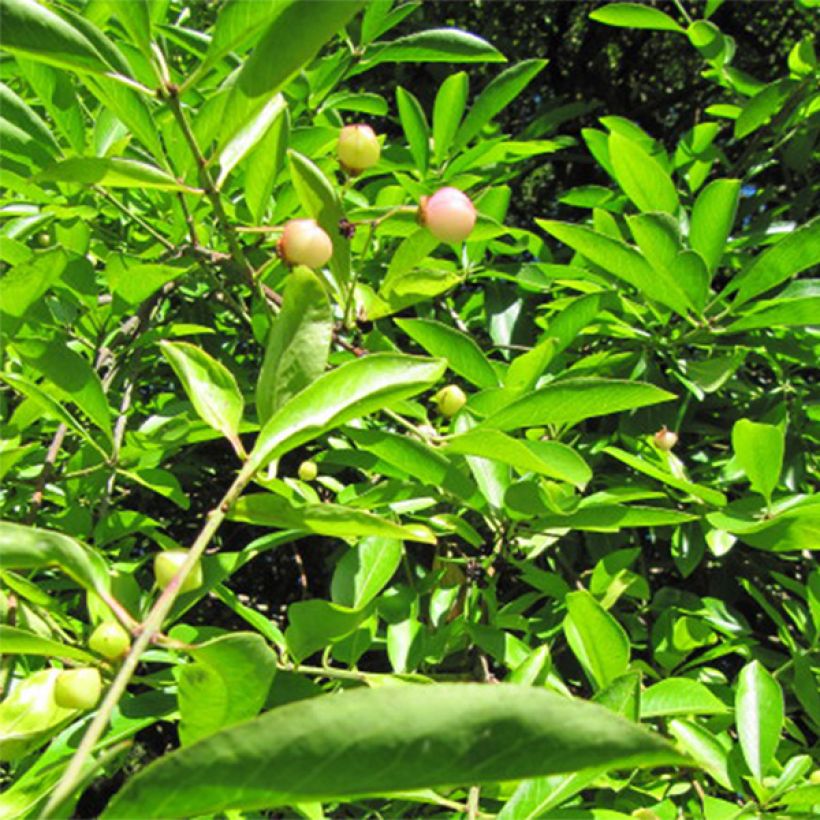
[0,1,818,817]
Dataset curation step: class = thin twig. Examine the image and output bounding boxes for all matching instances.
[27,424,67,524]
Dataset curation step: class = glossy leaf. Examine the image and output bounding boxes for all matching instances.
[331,537,404,610]
[160,341,244,449]
[641,677,729,718]
[608,131,679,214]
[731,418,784,504]
[247,354,445,473]
[590,3,685,32]
[433,71,469,161]
[256,266,332,424]
[0,625,96,664]
[396,86,430,174]
[37,157,194,191]
[690,178,740,274]
[103,683,685,817]
[395,318,498,388]
[736,660,784,781]
[0,249,68,319]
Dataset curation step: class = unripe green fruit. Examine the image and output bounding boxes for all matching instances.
[298,460,318,481]
[811,769,820,784]
[89,620,131,659]
[434,384,467,417]
[653,426,678,451]
[278,219,333,269]
[35,232,52,247]
[54,667,102,710]
[338,124,381,174]
[419,187,476,243]
[154,550,203,594]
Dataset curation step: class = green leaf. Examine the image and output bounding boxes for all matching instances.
[590,3,684,32]
[229,494,436,542]
[735,660,784,782]
[690,179,741,274]
[244,104,289,223]
[105,255,185,305]
[103,683,685,818]
[444,430,591,488]
[563,590,631,690]
[0,521,110,596]
[381,228,441,294]
[257,266,332,424]
[537,220,692,316]
[288,150,350,290]
[537,505,696,531]
[453,410,509,509]
[0,670,76,762]
[395,318,498,389]
[731,418,784,504]
[480,378,676,430]
[396,86,430,174]
[176,633,277,746]
[608,131,679,214]
[0,248,68,318]
[454,59,547,149]
[726,293,820,331]
[669,719,732,790]
[357,28,505,71]
[594,671,641,720]
[247,354,446,472]
[37,157,194,191]
[0,625,96,664]
[0,82,60,159]
[0,0,111,74]
[735,79,798,140]
[604,446,726,506]
[285,599,368,662]
[14,336,112,441]
[433,71,468,161]
[641,678,729,718]
[160,341,244,450]
[331,537,403,610]
[730,217,820,305]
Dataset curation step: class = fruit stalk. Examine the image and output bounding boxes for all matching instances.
[42,458,258,817]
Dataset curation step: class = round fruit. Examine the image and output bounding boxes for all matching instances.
[278,219,333,269]
[153,549,203,594]
[419,187,476,243]
[35,232,51,248]
[298,460,318,481]
[338,124,381,174]
[434,384,467,418]
[653,426,678,451]
[54,667,102,710]
[88,620,131,659]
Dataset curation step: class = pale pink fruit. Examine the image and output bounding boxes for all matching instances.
[420,187,476,243]
[278,219,333,269]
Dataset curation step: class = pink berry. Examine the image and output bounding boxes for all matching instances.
[278,219,333,269]
[653,426,678,451]
[420,187,477,243]
[338,124,381,174]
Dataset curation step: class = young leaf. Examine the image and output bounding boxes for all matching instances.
[37,157,194,191]
[735,660,784,782]
[331,537,404,610]
[103,683,685,818]
[160,341,244,451]
[0,625,96,664]
[590,3,684,32]
[256,266,332,424]
[563,590,631,690]
[731,418,784,504]
[395,317,498,388]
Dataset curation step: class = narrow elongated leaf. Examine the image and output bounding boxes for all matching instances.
[0,83,60,157]
[730,217,820,305]
[731,419,784,504]
[480,378,675,430]
[160,341,244,448]
[590,3,684,32]
[256,266,332,424]
[563,590,630,690]
[690,178,740,274]
[0,0,111,74]
[609,131,679,214]
[247,354,446,472]
[736,660,784,781]
[357,28,504,71]
[0,625,96,663]
[244,104,289,223]
[537,219,692,315]
[455,59,547,149]
[433,71,468,161]
[641,678,729,717]
[331,537,403,610]
[229,494,436,542]
[396,86,430,174]
[0,521,109,595]
[37,157,193,191]
[395,318,498,388]
[103,683,685,818]
[176,633,277,746]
